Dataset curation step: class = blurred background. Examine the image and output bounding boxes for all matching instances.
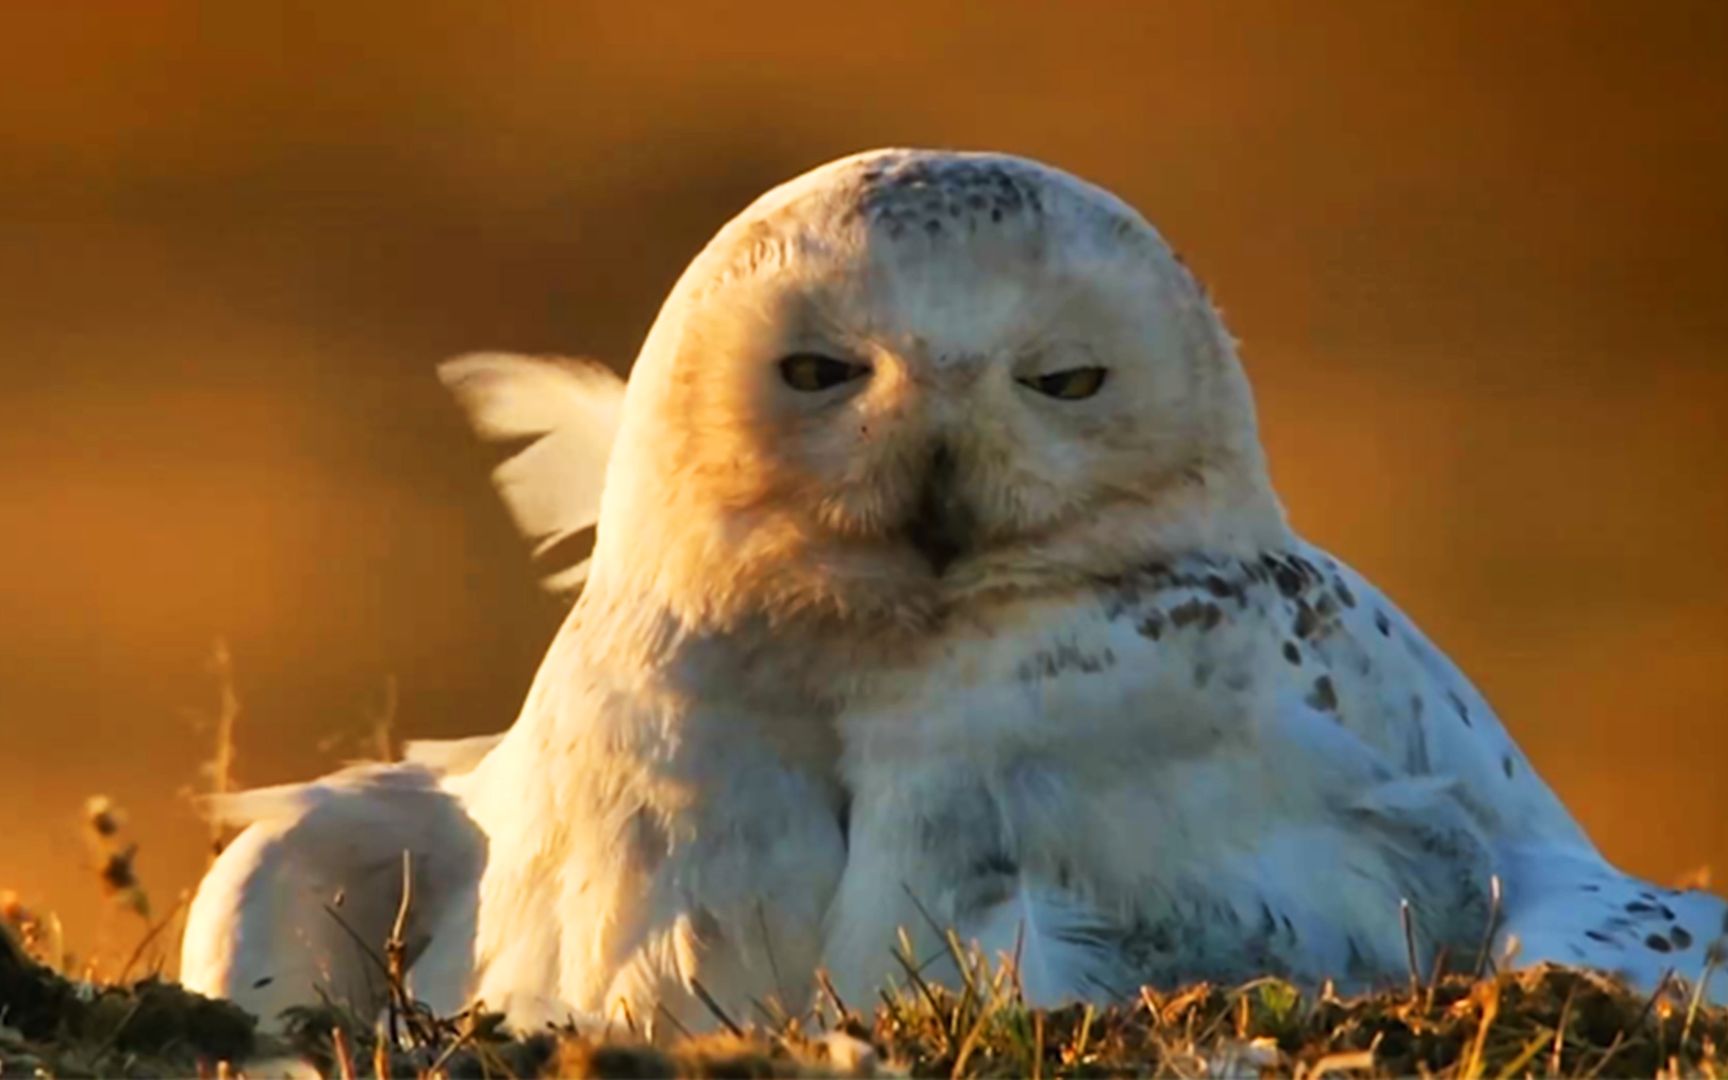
[2,3,1724,971]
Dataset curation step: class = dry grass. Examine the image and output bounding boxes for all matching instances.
[6,906,1728,1078]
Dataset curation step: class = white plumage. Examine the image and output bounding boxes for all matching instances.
[437,352,627,594]
[180,148,1727,1036]
[179,754,486,1024]
[825,545,1726,1006]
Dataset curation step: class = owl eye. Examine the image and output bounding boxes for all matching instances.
[778,353,870,392]
[1018,366,1108,400]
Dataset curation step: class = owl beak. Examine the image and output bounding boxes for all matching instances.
[903,442,974,576]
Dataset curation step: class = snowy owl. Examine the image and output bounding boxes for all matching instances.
[760,150,1725,1007]
[181,148,1727,1035]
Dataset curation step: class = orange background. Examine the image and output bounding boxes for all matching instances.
[2,3,1724,971]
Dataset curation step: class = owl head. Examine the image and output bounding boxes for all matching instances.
[588,149,1288,634]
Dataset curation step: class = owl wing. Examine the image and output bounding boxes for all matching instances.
[179,761,487,1027]
[1305,541,1728,999]
[1292,540,1589,850]
[438,352,626,595]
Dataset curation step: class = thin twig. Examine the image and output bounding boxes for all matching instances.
[1581,1029,1626,1079]
[1399,898,1422,994]
[815,968,852,1022]
[688,977,745,1037]
[654,1001,696,1040]
[1550,983,1576,1076]
[427,1005,484,1076]
[320,904,393,981]
[1683,943,1725,1048]
[1032,1009,1045,1080]
[754,901,785,1006]
[1072,1002,1096,1064]
[1010,919,1028,1004]
[1459,976,1500,1079]
[1633,968,1676,1030]
[372,675,399,762]
[890,936,952,1050]
[1421,946,1450,1015]
[329,1023,356,1080]
[901,884,954,957]
[117,891,190,985]
[87,996,144,1070]
[371,1024,390,1079]
[1472,875,1503,979]
[206,639,241,861]
[1303,1049,1377,1079]
[748,995,786,1027]
[385,849,415,1047]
